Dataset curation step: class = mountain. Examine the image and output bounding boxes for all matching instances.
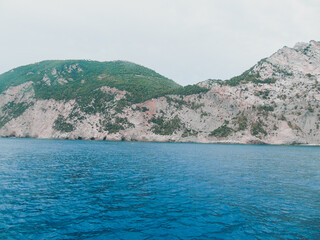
[0,60,183,102]
[0,40,320,144]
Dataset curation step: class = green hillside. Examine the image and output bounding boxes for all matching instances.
[0,60,184,103]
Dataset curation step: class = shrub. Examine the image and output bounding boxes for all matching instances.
[234,114,248,131]
[250,120,267,136]
[168,85,209,95]
[181,128,198,138]
[0,101,33,128]
[307,105,314,112]
[209,125,233,138]
[103,122,124,133]
[53,115,74,132]
[257,105,274,112]
[103,117,134,133]
[279,115,286,121]
[151,115,183,135]
[224,67,276,86]
[200,111,209,118]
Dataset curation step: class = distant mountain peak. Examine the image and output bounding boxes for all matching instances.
[201,40,320,87]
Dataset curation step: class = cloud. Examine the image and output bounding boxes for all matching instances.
[0,0,319,85]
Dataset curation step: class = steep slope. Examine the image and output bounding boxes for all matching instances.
[197,40,320,144]
[0,60,208,138]
[0,41,319,144]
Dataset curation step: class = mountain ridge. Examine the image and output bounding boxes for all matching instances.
[1,40,320,145]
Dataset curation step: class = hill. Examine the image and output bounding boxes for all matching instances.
[0,60,183,103]
[0,40,320,145]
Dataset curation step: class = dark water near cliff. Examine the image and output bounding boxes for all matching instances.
[0,139,320,239]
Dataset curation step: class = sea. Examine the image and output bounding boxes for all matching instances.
[0,138,319,239]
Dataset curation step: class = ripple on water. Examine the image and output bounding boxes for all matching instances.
[0,139,320,239]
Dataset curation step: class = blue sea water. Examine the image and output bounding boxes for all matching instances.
[0,138,319,239]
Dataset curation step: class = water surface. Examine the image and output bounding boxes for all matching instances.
[0,138,319,239]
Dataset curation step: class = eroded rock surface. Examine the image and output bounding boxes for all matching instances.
[1,41,320,145]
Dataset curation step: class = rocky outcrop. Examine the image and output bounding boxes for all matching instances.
[1,41,320,145]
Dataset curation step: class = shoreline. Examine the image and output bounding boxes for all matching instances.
[1,136,320,147]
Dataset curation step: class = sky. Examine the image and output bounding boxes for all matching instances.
[0,0,320,85]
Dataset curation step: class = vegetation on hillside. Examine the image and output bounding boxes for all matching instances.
[250,120,267,137]
[0,60,209,116]
[167,85,209,96]
[224,69,276,86]
[223,59,277,86]
[0,101,33,128]
[233,114,248,131]
[150,115,183,135]
[103,117,134,134]
[0,60,180,103]
[209,125,233,138]
[53,115,74,133]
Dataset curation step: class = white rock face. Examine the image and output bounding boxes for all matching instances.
[1,41,320,145]
[42,74,51,86]
[0,82,34,109]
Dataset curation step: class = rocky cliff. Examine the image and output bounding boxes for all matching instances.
[1,41,320,145]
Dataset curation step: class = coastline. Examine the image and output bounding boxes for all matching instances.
[1,136,319,146]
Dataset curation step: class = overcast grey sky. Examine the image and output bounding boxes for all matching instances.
[0,0,320,85]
